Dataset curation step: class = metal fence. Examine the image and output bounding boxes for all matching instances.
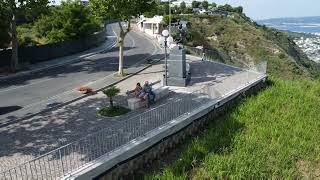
[0,85,214,180]
[185,46,268,74]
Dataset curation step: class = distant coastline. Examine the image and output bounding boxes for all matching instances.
[258,16,320,63]
[257,16,320,33]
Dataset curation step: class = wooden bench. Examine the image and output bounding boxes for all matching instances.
[126,81,170,110]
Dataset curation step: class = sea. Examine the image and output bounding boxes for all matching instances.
[257,16,320,34]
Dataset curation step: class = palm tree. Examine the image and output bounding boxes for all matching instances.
[103,86,120,108]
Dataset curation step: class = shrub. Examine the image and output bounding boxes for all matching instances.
[98,106,130,117]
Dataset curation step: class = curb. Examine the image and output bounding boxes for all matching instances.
[0,38,118,81]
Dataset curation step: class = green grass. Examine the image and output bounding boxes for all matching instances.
[147,78,320,179]
[98,106,130,117]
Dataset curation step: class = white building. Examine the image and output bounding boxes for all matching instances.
[137,16,165,38]
[171,0,193,7]
[161,0,205,7]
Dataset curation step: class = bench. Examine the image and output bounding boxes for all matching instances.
[126,81,170,110]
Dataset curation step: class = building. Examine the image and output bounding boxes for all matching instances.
[161,0,205,8]
[49,0,88,6]
[137,16,165,38]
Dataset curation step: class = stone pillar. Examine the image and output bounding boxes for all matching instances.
[166,46,191,87]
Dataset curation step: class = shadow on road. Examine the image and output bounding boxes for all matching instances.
[0,106,23,115]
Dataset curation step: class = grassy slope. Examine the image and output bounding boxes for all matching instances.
[147,79,320,179]
[183,14,320,80]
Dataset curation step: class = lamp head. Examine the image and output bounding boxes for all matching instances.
[162,29,169,37]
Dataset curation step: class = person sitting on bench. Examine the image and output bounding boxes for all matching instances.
[143,81,155,104]
[133,83,143,98]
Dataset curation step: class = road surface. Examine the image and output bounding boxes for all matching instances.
[0,23,161,123]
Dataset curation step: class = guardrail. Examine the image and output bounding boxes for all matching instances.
[185,46,268,74]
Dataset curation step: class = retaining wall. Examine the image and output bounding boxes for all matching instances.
[63,76,267,180]
[0,31,106,67]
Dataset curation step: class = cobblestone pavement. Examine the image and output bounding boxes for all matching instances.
[0,56,264,177]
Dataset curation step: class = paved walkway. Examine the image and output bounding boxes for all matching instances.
[0,23,163,125]
[0,55,265,174]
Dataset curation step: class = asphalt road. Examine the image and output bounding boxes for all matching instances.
[0,23,160,121]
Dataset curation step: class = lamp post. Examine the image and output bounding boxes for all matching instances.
[162,29,169,86]
[169,0,171,34]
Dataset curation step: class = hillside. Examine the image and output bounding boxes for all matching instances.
[180,14,320,80]
[147,78,320,179]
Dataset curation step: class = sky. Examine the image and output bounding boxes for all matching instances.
[51,0,320,20]
[209,0,320,20]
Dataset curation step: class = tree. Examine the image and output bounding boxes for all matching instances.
[0,0,48,71]
[217,4,234,12]
[192,1,201,9]
[234,6,243,13]
[211,2,217,7]
[0,4,11,49]
[35,1,101,43]
[162,2,170,15]
[163,15,178,26]
[89,0,156,76]
[201,1,209,10]
[103,86,120,108]
[180,1,186,13]
[173,5,180,14]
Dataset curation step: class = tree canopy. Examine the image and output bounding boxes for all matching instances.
[89,0,156,75]
[192,1,201,8]
[35,1,101,43]
[89,0,156,21]
[180,1,186,13]
[201,1,209,10]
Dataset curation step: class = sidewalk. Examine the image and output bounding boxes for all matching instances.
[0,37,117,81]
[0,56,266,174]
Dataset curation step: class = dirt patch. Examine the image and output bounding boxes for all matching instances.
[296,160,320,178]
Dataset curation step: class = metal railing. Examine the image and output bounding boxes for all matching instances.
[186,46,268,74]
[0,85,214,180]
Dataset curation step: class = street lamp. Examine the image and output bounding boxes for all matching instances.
[162,29,169,86]
[169,0,171,34]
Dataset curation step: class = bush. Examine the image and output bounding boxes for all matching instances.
[278,53,286,59]
[98,106,130,117]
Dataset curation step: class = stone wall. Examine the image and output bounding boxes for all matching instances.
[96,80,267,180]
[0,31,106,67]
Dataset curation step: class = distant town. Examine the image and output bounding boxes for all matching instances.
[294,33,320,63]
